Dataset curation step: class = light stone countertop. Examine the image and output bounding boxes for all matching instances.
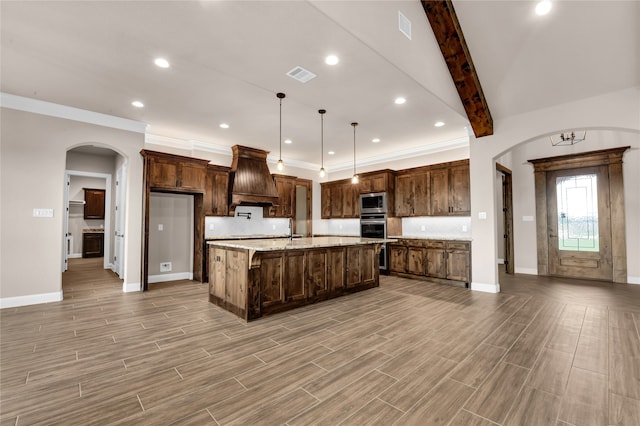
[388,235,472,242]
[208,236,395,251]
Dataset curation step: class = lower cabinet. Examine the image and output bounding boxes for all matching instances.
[389,239,471,287]
[209,244,381,320]
[82,232,104,258]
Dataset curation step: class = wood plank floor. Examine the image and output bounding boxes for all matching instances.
[1,258,639,425]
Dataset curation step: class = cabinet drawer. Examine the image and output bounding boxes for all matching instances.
[447,241,470,251]
[426,240,445,249]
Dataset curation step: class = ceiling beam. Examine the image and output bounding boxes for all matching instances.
[421,0,493,138]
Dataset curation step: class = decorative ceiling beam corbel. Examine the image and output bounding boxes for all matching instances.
[421,0,493,137]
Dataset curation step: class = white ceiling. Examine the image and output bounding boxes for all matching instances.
[2,1,638,170]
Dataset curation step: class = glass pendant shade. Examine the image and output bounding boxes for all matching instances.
[351,122,358,184]
[319,109,326,178]
[276,92,286,171]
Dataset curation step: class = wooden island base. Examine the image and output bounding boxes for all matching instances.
[208,237,385,321]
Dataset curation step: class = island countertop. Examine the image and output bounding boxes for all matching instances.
[207,236,395,251]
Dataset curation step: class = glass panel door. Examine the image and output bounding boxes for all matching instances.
[556,174,599,252]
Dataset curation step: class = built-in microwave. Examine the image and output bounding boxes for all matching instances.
[360,192,387,214]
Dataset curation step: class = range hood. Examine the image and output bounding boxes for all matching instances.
[228,145,279,208]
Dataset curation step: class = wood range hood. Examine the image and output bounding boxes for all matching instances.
[228,145,279,209]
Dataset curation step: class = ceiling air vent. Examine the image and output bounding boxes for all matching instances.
[286,66,317,83]
[398,11,411,40]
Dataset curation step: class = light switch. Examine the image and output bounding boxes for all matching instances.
[33,208,54,218]
[421,225,426,231]
[522,215,534,222]
[478,211,487,220]
[158,224,163,231]
[209,224,215,230]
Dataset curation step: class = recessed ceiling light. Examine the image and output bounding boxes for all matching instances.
[328,151,335,155]
[535,1,552,16]
[284,139,292,144]
[154,57,170,68]
[325,55,339,66]
[372,138,381,143]
[219,123,229,129]
[131,100,144,108]
[394,97,406,105]
[434,121,445,127]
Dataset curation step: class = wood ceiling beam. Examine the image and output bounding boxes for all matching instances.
[421,0,493,138]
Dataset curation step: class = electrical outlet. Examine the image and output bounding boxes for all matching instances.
[160,262,172,272]
[209,224,215,230]
[462,225,467,232]
[158,224,164,231]
[272,224,276,230]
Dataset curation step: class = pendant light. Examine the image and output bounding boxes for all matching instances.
[319,109,326,178]
[276,92,286,171]
[351,122,359,184]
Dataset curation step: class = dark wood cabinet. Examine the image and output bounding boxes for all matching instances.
[83,188,105,219]
[143,150,208,192]
[395,171,430,217]
[204,166,230,216]
[271,175,296,218]
[320,170,395,219]
[430,163,471,216]
[426,241,447,279]
[321,185,332,219]
[82,232,104,258]
[389,245,407,273]
[389,238,470,287]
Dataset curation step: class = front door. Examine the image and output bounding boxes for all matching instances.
[547,166,612,280]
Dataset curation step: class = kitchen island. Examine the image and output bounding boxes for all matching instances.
[208,236,392,320]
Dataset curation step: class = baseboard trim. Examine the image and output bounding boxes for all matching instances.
[148,272,193,284]
[471,282,500,293]
[0,291,63,309]
[123,282,141,292]
[497,258,505,265]
[68,253,82,259]
[628,276,640,285]
[514,267,538,275]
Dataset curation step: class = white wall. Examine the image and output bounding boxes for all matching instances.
[0,105,145,307]
[469,87,640,292]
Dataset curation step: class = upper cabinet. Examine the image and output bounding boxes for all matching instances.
[321,160,470,218]
[395,170,430,217]
[271,174,296,218]
[204,165,230,216]
[83,188,105,219]
[142,150,209,192]
[430,162,470,216]
[320,170,395,219]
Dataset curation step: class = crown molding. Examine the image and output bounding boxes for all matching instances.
[0,93,147,134]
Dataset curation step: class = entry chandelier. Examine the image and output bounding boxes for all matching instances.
[319,109,326,178]
[550,131,586,147]
[351,122,359,184]
[276,92,286,171]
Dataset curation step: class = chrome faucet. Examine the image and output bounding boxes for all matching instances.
[288,217,293,240]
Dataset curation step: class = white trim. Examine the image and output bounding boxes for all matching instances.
[497,258,505,264]
[145,133,470,173]
[515,267,538,275]
[327,136,470,173]
[1,93,147,133]
[628,276,640,285]
[148,272,193,283]
[68,253,82,259]
[471,282,500,293]
[123,281,141,292]
[0,291,63,309]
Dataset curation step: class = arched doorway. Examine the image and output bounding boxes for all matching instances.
[63,145,127,294]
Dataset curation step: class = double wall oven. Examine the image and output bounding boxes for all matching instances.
[360,192,388,271]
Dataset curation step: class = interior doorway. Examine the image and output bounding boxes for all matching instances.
[496,163,514,274]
